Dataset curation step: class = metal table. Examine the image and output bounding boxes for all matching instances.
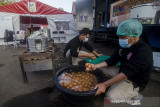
[18,48,55,83]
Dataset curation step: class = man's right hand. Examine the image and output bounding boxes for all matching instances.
[85,62,108,72]
[86,53,96,60]
[85,63,97,72]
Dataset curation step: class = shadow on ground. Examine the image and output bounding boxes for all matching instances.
[0,64,5,68]
[3,86,104,107]
[3,87,55,107]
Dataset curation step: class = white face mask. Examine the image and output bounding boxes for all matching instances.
[119,37,134,48]
[83,38,89,42]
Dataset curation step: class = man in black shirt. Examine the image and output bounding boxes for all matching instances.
[86,19,153,100]
[64,28,102,65]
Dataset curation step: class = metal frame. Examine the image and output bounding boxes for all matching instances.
[18,49,54,83]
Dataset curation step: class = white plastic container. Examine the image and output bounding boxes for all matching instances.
[28,36,48,53]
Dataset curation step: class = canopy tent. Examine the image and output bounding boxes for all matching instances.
[0,0,78,43]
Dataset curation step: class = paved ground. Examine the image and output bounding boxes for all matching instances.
[0,41,160,107]
[0,45,54,107]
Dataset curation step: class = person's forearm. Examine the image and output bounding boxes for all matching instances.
[103,73,127,87]
[92,50,97,54]
[78,52,87,57]
[92,50,97,55]
[95,62,108,68]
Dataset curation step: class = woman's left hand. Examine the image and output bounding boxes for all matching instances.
[94,83,108,96]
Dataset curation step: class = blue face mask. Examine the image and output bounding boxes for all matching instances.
[119,37,133,48]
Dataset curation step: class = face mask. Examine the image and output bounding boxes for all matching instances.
[83,38,89,42]
[119,37,134,48]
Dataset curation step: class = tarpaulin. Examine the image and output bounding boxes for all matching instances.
[47,14,79,43]
[0,0,69,15]
[0,0,78,43]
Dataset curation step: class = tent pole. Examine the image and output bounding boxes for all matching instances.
[28,0,32,34]
[30,14,32,34]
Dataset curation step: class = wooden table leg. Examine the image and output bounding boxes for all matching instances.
[52,57,56,76]
[19,58,28,83]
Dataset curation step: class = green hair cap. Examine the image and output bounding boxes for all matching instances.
[117,19,143,37]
